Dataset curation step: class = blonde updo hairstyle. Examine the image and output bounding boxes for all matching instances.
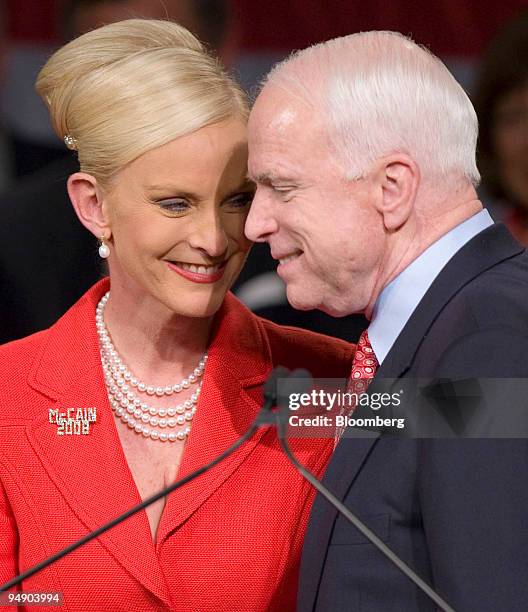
[36,19,248,188]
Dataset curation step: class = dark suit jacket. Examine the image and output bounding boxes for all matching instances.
[299,224,528,611]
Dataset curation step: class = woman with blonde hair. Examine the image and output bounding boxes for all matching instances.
[0,19,352,612]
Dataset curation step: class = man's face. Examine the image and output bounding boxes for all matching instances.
[245,86,386,317]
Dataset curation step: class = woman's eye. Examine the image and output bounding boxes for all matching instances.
[158,199,189,213]
[225,192,254,210]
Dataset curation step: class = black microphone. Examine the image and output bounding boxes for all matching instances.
[278,368,312,406]
[275,370,457,612]
[255,365,290,426]
[0,366,289,592]
[261,367,314,426]
[264,365,290,402]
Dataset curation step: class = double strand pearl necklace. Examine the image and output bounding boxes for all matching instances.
[96,292,207,442]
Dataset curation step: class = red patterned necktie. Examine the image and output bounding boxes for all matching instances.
[348,329,379,392]
[335,329,379,445]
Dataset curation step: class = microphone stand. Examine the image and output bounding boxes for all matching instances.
[2,365,456,612]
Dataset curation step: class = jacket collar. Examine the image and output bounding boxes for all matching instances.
[377,223,524,379]
[27,278,273,609]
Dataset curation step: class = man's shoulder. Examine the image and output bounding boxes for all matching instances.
[257,316,354,378]
[451,249,528,327]
[470,244,528,286]
[416,250,528,376]
[400,241,528,377]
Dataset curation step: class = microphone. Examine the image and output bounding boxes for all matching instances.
[275,370,457,612]
[278,368,312,406]
[0,366,290,592]
[254,365,290,426]
[259,367,313,427]
[264,365,290,403]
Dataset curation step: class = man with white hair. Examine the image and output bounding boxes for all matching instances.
[246,31,528,611]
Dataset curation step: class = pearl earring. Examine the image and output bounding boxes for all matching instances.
[98,236,110,259]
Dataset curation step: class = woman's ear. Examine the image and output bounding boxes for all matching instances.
[67,172,111,240]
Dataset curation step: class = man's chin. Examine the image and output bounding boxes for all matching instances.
[285,286,317,312]
[286,286,355,317]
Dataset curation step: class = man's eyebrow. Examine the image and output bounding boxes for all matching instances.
[249,172,297,185]
[248,172,273,184]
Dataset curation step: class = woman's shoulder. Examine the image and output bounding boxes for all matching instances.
[256,315,354,377]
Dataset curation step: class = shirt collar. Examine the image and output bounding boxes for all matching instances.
[368,209,494,364]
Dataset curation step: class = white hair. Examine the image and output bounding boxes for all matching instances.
[265,31,480,187]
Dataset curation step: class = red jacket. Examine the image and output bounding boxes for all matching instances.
[0,279,353,611]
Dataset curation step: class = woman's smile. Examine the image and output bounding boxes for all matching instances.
[166,259,228,284]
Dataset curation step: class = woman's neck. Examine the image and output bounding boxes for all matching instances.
[101,285,213,387]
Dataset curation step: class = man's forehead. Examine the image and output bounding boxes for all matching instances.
[250,85,312,135]
[267,107,298,133]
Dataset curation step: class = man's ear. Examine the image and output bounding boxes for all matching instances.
[373,155,420,231]
[67,172,111,240]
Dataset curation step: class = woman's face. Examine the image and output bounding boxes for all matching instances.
[492,82,528,209]
[103,117,253,319]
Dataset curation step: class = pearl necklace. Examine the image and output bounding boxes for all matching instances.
[96,292,207,442]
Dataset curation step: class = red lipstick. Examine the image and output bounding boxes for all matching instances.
[167,261,226,284]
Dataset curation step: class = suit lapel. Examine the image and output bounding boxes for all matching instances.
[301,224,524,611]
[298,431,380,612]
[28,368,174,607]
[155,373,270,547]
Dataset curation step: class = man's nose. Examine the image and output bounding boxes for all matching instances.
[244,187,279,242]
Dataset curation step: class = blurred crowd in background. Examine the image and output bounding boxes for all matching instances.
[1,0,528,345]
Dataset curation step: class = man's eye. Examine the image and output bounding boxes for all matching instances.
[158,199,189,213]
[272,185,294,200]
